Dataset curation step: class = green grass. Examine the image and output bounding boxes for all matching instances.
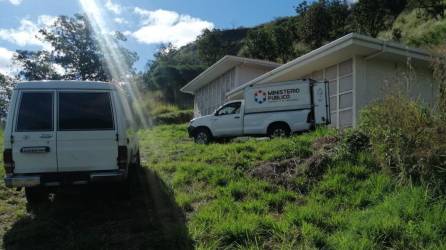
[140,124,446,249]
[1,125,445,249]
[0,130,28,249]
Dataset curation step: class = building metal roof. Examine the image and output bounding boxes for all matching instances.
[180,55,281,94]
[226,33,433,99]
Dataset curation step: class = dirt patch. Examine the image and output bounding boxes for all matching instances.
[249,157,303,188]
[311,136,339,152]
[249,136,340,190]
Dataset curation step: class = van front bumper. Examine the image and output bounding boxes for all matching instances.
[4,170,126,188]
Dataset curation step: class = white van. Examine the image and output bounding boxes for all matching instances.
[3,80,140,202]
[188,79,330,143]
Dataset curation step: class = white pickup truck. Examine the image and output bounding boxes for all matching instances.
[188,79,330,144]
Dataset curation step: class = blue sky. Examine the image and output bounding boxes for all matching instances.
[0,0,302,75]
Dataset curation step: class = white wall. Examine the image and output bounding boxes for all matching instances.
[194,67,235,117]
[193,64,275,117]
[236,64,273,88]
[305,59,354,128]
[355,56,437,124]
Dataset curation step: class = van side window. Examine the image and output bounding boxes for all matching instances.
[16,92,53,131]
[58,92,114,130]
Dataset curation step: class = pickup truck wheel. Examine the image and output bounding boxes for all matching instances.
[268,124,291,138]
[194,129,212,144]
[25,187,48,204]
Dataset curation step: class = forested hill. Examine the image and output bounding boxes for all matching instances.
[142,0,446,108]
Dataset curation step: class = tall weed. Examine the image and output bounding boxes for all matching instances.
[359,94,446,191]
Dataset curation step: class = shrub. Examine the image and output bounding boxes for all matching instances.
[344,130,370,155]
[152,110,193,125]
[359,94,446,191]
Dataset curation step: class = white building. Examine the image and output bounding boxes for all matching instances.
[182,33,438,128]
[180,56,281,117]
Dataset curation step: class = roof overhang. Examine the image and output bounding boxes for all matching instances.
[226,33,433,100]
[180,55,281,94]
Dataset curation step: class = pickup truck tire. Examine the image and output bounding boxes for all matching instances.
[25,187,48,204]
[194,128,212,144]
[267,123,291,138]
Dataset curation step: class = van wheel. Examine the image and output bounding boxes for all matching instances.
[268,124,291,138]
[194,128,212,144]
[25,187,48,204]
[134,150,141,167]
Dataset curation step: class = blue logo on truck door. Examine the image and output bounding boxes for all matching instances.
[254,90,267,104]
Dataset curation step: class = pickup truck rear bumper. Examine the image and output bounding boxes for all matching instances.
[4,170,125,188]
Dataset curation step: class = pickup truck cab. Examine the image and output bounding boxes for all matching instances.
[188,79,330,144]
[3,80,140,202]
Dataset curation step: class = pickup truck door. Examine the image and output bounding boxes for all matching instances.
[212,102,243,137]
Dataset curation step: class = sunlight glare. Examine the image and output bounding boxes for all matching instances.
[79,0,150,128]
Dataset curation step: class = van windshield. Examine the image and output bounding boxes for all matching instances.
[58,92,114,131]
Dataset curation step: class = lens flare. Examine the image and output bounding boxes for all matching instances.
[79,0,150,128]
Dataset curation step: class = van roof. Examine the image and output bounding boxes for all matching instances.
[14,80,117,90]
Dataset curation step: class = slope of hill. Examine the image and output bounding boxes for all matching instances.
[379,9,446,47]
[139,124,446,249]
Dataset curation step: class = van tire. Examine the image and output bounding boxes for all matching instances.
[193,128,212,144]
[135,150,141,167]
[267,123,291,138]
[25,187,48,204]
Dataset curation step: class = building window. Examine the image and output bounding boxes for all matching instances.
[313,59,353,128]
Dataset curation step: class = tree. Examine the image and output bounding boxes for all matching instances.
[13,50,61,80]
[296,0,352,48]
[327,0,352,39]
[196,29,226,66]
[42,14,137,81]
[143,44,206,106]
[14,14,137,81]
[352,0,407,37]
[0,73,14,118]
[297,0,332,48]
[243,28,278,61]
[196,28,248,65]
[272,19,298,63]
[408,0,446,19]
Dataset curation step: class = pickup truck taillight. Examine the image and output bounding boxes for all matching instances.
[117,146,128,170]
[3,149,14,175]
[307,110,314,123]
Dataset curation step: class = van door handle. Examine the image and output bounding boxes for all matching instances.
[40,134,53,139]
[20,146,50,153]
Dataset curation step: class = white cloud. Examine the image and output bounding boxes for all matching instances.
[0,47,15,76]
[8,0,23,5]
[105,0,122,15]
[114,17,128,24]
[0,15,56,50]
[130,8,214,47]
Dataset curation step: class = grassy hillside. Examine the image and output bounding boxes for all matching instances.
[140,125,446,249]
[0,123,445,249]
[379,9,446,47]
